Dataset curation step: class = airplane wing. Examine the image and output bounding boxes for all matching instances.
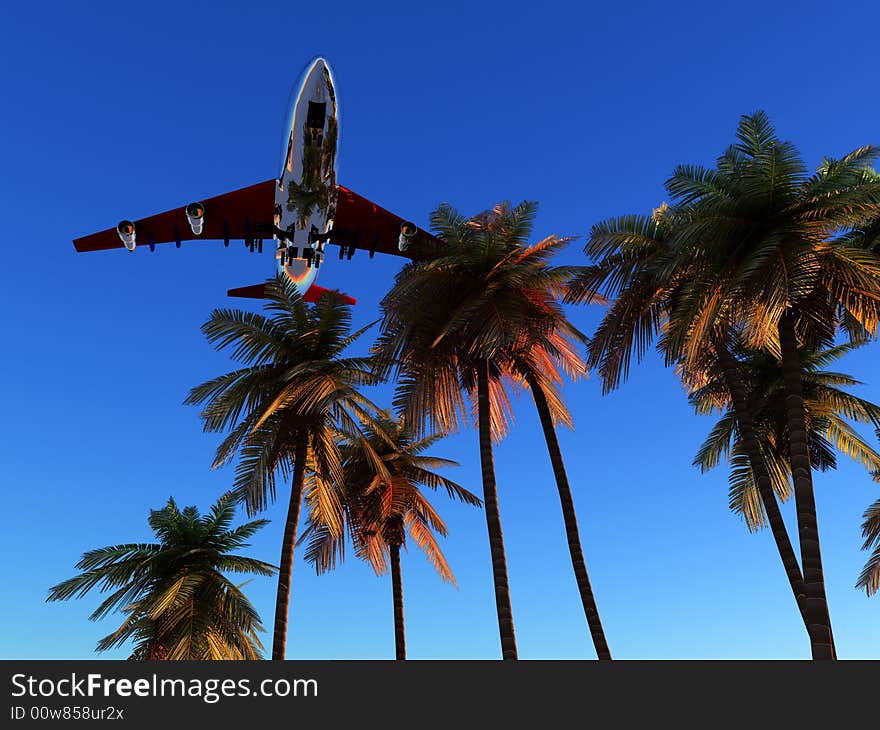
[72,182,439,257]
[72,180,277,252]
[330,186,440,259]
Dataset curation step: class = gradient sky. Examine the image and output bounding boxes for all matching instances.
[2,0,879,660]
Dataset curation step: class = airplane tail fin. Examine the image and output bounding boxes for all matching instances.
[227,283,268,299]
[227,282,356,305]
[303,283,357,305]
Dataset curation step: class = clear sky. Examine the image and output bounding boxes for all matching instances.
[2,0,879,660]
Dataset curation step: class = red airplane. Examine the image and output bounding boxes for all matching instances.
[72,57,437,306]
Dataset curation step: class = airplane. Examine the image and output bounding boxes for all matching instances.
[72,57,438,306]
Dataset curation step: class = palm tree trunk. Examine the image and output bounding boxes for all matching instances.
[272,435,308,660]
[527,374,611,660]
[778,312,835,660]
[714,340,810,634]
[389,542,406,660]
[476,359,518,660]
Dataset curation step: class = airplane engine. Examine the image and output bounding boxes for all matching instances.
[116,220,136,251]
[398,221,418,252]
[186,202,205,235]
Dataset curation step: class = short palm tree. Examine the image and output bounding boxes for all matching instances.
[694,341,880,617]
[857,498,880,595]
[47,494,274,660]
[376,201,610,659]
[186,274,380,660]
[571,112,880,659]
[302,412,481,659]
[691,341,880,531]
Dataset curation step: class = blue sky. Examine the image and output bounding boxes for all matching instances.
[2,0,879,659]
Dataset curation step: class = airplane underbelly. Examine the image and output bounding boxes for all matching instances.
[275,57,339,298]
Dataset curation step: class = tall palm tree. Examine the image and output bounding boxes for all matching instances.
[570,112,880,658]
[507,303,613,659]
[375,201,610,658]
[664,116,880,659]
[186,274,381,660]
[302,412,481,659]
[47,494,274,660]
[569,205,815,645]
[526,378,613,658]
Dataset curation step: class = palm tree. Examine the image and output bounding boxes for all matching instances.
[843,210,880,603]
[506,292,614,659]
[684,339,880,647]
[569,206,815,647]
[691,340,880,534]
[186,274,380,660]
[857,497,880,595]
[47,494,274,660]
[301,412,481,659]
[375,201,610,658]
[520,365,613,659]
[571,112,880,658]
[693,341,880,633]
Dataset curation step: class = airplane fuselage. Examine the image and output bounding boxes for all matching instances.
[274,57,340,299]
